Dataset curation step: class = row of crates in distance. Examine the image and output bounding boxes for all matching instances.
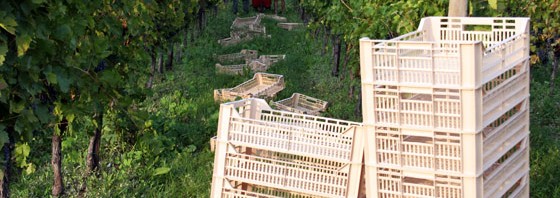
[359,17,530,198]
[210,17,530,198]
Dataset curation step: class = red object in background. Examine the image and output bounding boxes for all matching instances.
[252,0,271,9]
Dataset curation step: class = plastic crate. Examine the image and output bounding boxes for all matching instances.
[215,55,285,75]
[277,23,304,31]
[230,14,267,39]
[272,93,328,116]
[221,185,314,198]
[264,14,288,22]
[257,55,286,66]
[211,99,364,198]
[214,73,285,102]
[231,26,267,38]
[218,36,245,46]
[359,17,530,198]
[216,49,258,64]
[215,63,249,75]
[365,144,529,198]
[231,14,264,30]
[210,136,217,152]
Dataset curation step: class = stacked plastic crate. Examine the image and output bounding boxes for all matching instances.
[211,98,364,198]
[359,17,530,198]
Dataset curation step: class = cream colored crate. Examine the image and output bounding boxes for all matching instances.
[257,55,286,66]
[231,14,264,30]
[246,55,286,72]
[277,23,304,31]
[365,146,529,198]
[231,26,267,38]
[247,61,268,72]
[210,136,217,152]
[230,14,267,39]
[211,99,364,198]
[363,85,530,197]
[215,49,258,64]
[359,17,530,89]
[366,70,529,130]
[215,63,249,75]
[214,73,285,102]
[264,14,288,22]
[215,55,285,75]
[218,30,269,46]
[222,185,314,198]
[365,105,528,171]
[218,36,245,46]
[272,93,328,116]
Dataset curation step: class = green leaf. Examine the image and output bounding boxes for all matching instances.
[99,70,121,86]
[35,105,51,123]
[14,143,31,167]
[55,24,73,41]
[45,72,57,84]
[66,113,75,123]
[23,109,38,123]
[9,100,25,113]
[153,167,171,176]
[16,34,32,57]
[25,163,36,174]
[57,73,71,93]
[0,15,17,35]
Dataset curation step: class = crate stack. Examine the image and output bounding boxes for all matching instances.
[359,17,530,198]
[211,98,364,198]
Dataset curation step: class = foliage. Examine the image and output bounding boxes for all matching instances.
[2,0,560,197]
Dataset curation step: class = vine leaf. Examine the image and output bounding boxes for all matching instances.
[14,142,31,167]
[0,14,17,35]
[45,72,57,84]
[16,34,33,57]
[56,72,71,93]
[35,105,51,123]
[55,24,73,41]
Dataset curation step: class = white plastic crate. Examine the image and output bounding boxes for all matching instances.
[213,73,285,102]
[229,14,267,41]
[257,55,286,66]
[215,49,258,64]
[211,99,364,198]
[365,145,529,198]
[215,55,285,75]
[215,63,249,75]
[218,36,246,46]
[272,93,328,116]
[359,17,530,198]
[231,14,264,30]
